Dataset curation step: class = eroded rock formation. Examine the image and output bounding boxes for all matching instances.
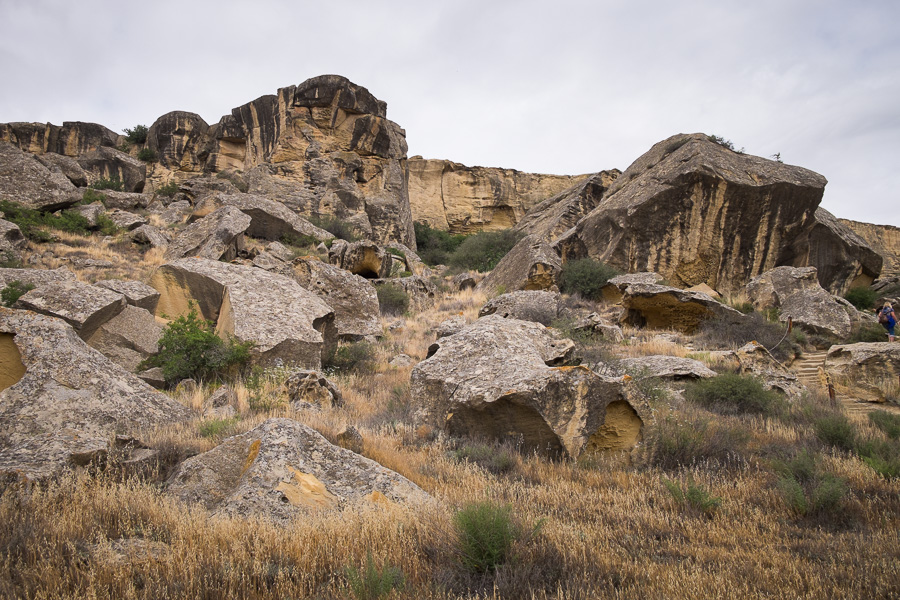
[840,219,900,279]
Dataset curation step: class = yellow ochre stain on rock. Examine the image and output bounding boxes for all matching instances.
[275,467,339,509]
[241,439,261,475]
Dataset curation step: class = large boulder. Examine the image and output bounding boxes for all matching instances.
[478,290,560,325]
[14,280,126,340]
[824,343,900,402]
[163,206,251,261]
[806,208,882,295]
[553,133,828,296]
[76,147,146,193]
[620,283,747,334]
[411,315,643,458]
[329,240,393,279]
[146,111,210,173]
[292,257,380,340]
[166,418,429,523]
[600,272,665,304]
[619,355,716,380]
[86,305,163,372]
[733,341,805,396]
[0,219,26,263]
[840,219,900,279]
[476,234,562,296]
[0,307,191,480]
[194,193,332,243]
[35,152,88,187]
[0,141,81,210]
[150,258,337,369]
[406,157,588,233]
[514,170,619,240]
[746,266,852,339]
[0,266,76,290]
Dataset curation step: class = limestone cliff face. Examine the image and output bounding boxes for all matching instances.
[554,133,832,296]
[0,121,120,157]
[408,158,588,233]
[514,170,619,240]
[806,208,882,294]
[840,219,900,278]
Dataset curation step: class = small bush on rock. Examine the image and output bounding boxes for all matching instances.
[137,148,157,163]
[155,181,179,198]
[81,188,107,205]
[123,124,148,144]
[215,170,249,193]
[1,280,35,307]
[90,176,125,191]
[558,258,620,301]
[309,215,359,242]
[140,305,254,386]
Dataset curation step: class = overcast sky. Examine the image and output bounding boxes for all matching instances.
[2,0,898,226]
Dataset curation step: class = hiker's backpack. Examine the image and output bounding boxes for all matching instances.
[879,307,891,324]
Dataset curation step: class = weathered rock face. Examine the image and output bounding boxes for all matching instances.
[619,355,716,380]
[554,133,828,296]
[824,343,900,402]
[620,283,747,334]
[0,141,80,210]
[476,234,561,296]
[733,342,805,396]
[0,266,76,290]
[478,290,560,326]
[746,266,852,339]
[86,305,162,372]
[328,239,393,279]
[76,147,146,193]
[407,157,589,233]
[147,111,210,173]
[0,308,191,480]
[163,206,251,261]
[374,276,437,312]
[841,219,900,279]
[411,315,643,458]
[292,257,381,340]
[0,121,120,156]
[567,312,625,343]
[806,208,882,294]
[514,170,619,240]
[150,258,337,369]
[35,153,87,187]
[166,418,428,523]
[14,280,126,340]
[600,272,665,304]
[131,224,171,249]
[283,371,343,409]
[0,219,26,263]
[195,193,332,243]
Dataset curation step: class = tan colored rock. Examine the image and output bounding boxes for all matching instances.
[806,208,882,294]
[0,142,81,210]
[568,312,625,343]
[131,224,171,249]
[411,315,642,458]
[151,258,337,369]
[478,290,560,325]
[86,305,162,372]
[746,266,852,339]
[733,342,805,396]
[0,307,191,480]
[95,279,160,312]
[554,133,828,296]
[292,257,380,340]
[476,234,561,296]
[329,240,392,279]
[374,275,437,312]
[77,147,146,193]
[166,418,429,523]
[0,267,76,290]
[514,170,619,240]
[14,280,126,340]
[407,157,590,233]
[105,209,146,230]
[283,370,342,409]
[0,121,120,157]
[147,111,210,173]
[601,272,665,304]
[824,342,900,402]
[620,283,747,334]
[163,206,251,261]
[686,283,720,298]
[336,425,364,454]
[620,355,716,380]
[840,219,900,279]
[195,193,332,243]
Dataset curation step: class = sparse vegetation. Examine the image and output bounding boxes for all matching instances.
[414,221,468,266]
[139,305,254,386]
[707,134,744,153]
[155,181,179,198]
[663,477,722,516]
[0,200,102,242]
[377,283,410,316]
[137,148,158,163]
[324,341,377,374]
[81,188,108,205]
[448,229,522,273]
[123,124,148,144]
[452,501,533,573]
[90,175,125,191]
[695,311,802,362]
[558,257,620,300]
[1,280,35,307]
[685,373,786,416]
[215,170,249,193]
[844,286,877,311]
[344,552,405,600]
[310,214,359,242]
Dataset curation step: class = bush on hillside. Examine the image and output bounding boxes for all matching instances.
[137,148,157,163]
[414,221,468,266]
[448,229,522,273]
[685,373,786,416]
[694,311,801,363]
[309,215,359,242]
[376,283,409,316]
[558,258,620,300]
[844,287,877,311]
[1,281,35,307]
[123,124,148,144]
[90,176,124,191]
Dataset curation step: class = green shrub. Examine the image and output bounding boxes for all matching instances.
[662,477,722,516]
[198,417,239,439]
[448,229,522,273]
[215,170,249,193]
[137,148,157,163]
[856,436,900,479]
[1,281,35,307]
[0,250,22,269]
[324,341,376,374]
[155,181,179,198]
[686,373,786,416]
[558,258,620,301]
[344,552,404,600]
[847,322,888,343]
[0,201,51,242]
[647,412,749,470]
[868,410,900,439]
[140,305,254,386]
[280,232,320,250]
[309,215,359,242]
[707,134,743,153]
[90,176,125,191]
[452,442,519,476]
[773,449,849,517]
[814,414,856,451]
[413,221,468,266]
[377,283,409,316]
[54,210,92,235]
[95,214,119,236]
[81,188,107,205]
[844,287,877,311]
[123,124,148,144]
[453,501,529,573]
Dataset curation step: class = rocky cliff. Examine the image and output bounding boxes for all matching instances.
[840,219,900,278]
[407,158,588,233]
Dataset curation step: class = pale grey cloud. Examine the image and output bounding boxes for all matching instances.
[1,0,898,225]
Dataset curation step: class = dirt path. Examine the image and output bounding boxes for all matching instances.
[791,351,900,418]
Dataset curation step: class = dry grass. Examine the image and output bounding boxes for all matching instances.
[2,287,899,599]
